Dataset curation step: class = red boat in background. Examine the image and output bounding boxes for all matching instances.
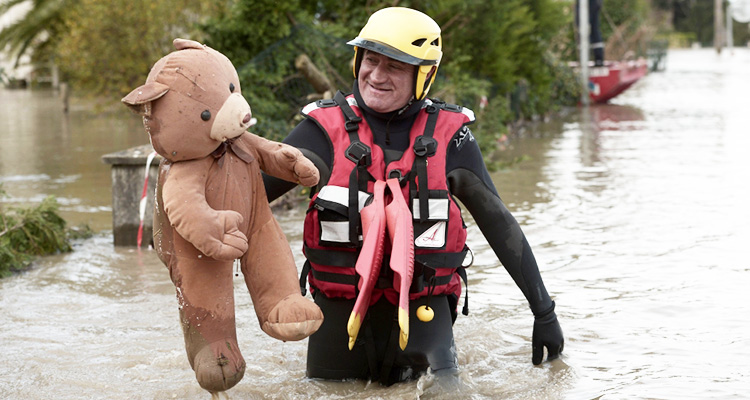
[588,58,649,103]
[570,58,649,103]
[570,58,648,103]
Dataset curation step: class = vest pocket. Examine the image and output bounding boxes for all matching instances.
[313,185,371,247]
[411,189,450,249]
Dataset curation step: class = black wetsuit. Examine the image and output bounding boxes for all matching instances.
[263,83,556,384]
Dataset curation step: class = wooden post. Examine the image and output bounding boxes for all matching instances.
[101,144,161,247]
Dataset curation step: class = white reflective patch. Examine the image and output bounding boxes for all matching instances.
[318,185,371,211]
[304,97,358,115]
[411,198,449,220]
[301,102,319,115]
[320,221,350,243]
[461,106,475,122]
[415,221,446,248]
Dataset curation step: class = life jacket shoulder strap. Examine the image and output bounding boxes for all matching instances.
[333,91,362,134]
[411,103,440,222]
[331,91,372,245]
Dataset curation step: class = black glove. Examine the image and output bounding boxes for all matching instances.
[532,301,564,365]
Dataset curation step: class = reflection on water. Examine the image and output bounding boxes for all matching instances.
[1,48,750,399]
[0,91,147,231]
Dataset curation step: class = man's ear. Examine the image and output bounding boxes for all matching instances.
[426,65,437,81]
[121,82,170,116]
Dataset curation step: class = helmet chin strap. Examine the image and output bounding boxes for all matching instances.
[397,97,415,116]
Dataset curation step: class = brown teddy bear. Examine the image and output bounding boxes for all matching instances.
[122,38,323,393]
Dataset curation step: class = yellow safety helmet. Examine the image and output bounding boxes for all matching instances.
[347,7,442,100]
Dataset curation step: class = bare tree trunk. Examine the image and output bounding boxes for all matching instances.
[295,54,335,97]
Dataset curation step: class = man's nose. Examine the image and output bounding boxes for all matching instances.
[369,64,388,83]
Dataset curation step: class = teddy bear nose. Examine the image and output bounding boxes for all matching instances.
[242,113,252,125]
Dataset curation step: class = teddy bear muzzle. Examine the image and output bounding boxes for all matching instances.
[211,93,254,142]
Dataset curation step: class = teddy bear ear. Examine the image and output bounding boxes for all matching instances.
[121,82,170,115]
[173,38,204,51]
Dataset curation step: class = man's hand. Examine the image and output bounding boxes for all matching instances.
[532,301,564,365]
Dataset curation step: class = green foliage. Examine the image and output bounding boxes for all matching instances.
[443,0,534,92]
[201,0,302,64]
[0,0,69,67]
[0,185,91,277]
[600,0,650,39]
[672,0,750,47]
[53,0,226,99]
[672,0,714,46]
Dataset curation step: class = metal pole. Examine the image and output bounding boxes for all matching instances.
[579,0,590,106]
[715,0,724,54]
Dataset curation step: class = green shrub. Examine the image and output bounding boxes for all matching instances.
[0,186,91,277]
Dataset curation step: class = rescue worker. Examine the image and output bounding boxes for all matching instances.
[262,7,564,385]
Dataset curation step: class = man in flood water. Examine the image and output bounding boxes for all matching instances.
[263,6,564,385]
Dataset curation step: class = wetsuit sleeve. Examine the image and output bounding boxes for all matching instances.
[262,118,333,202]
[446,128,554,316]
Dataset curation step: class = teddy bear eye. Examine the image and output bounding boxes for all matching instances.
[229,83,235,93]
[201,110,211,121]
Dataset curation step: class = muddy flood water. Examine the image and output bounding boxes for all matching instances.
[1,48,749,399]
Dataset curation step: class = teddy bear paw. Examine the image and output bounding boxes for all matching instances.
[202,211,249,260]
[277,147,319,187]
[192,341,246,393]
[292,158,320,187]
[261,294,324,341]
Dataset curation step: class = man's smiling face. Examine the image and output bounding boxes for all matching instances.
[357,50,416,113]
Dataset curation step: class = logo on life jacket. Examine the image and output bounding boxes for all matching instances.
[415,221,446,248]
[453,125,474,151]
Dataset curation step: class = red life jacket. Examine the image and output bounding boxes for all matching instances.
[301,92,474,309]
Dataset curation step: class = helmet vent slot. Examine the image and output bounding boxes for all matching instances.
[412,38,427,47]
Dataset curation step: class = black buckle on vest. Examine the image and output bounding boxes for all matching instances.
[442,103,462,113]
[315,98,337,108]
[346,141,371,166]
[345,116,362,133]
[413,135,438,157]
[388,169,406,184]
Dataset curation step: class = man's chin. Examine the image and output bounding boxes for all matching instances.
[362,98,395,113]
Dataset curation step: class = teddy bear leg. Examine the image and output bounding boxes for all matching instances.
[241,217,323,342]
[171,256,246,392]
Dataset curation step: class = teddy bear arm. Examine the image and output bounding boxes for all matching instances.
[243,134,320,187]
[162,162,248,260]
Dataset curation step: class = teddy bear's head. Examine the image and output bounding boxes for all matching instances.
[122,38,254,162]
